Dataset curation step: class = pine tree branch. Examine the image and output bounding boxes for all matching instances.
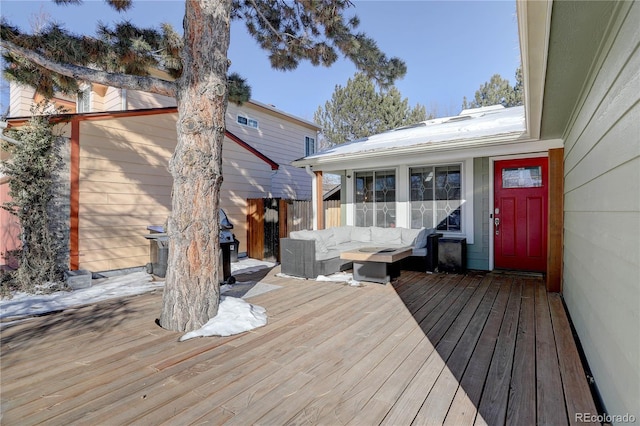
[247,0,288,43]
[1,39,177,98]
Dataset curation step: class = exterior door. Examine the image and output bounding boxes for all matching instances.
[494,157,548,272]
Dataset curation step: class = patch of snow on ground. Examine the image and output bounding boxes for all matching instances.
[0,271,161,320]
[0,258,279,335]
[315,272,362,286]
[179,296,267,341]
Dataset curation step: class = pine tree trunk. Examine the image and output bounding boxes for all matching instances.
[159,0,232,332]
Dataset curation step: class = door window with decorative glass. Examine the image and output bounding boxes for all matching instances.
[354,170,396,227]
[410,165,462,231]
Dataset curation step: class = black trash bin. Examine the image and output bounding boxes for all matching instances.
[145,225,168,278]
[230,236,240,263]
[219,241,234,284]
[219,209,236,284]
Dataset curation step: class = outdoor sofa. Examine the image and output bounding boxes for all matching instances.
[280,225,441,279]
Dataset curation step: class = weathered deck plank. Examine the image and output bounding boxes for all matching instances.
[0,267,599,425]
[536,281,568,426]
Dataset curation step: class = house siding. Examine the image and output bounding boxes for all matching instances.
[74,105,313,271]
[9,82,35,117]
[102,87,123,111]
[468,157,490,270]
[7,82,319,270]
[77,115,176,271]
[225,102,314,200]
[561,2,639,420]
[127,90,176,110]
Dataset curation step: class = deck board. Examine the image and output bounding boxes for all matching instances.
[0,267,599,425]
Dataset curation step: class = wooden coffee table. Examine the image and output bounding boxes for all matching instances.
[340,247,412,284]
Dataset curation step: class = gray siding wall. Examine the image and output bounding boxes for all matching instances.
[467,157,490,270]
[562,2,639,419]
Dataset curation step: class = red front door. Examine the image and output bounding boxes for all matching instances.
[494,157,548,272]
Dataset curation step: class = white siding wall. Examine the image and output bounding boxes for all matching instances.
[226,102,314,200]
[90,87,105,112]
[103,87,123,111]
[8,82,35,117]
[562,2,639,420]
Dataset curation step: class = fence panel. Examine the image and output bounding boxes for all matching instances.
[247,198,342,260]
[324,200,341,228]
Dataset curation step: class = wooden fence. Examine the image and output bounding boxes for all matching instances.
[247,198,341,261]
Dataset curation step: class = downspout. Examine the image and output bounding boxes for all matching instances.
[305,165,317,230]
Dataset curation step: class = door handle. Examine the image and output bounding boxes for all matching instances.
[494,217,500,235]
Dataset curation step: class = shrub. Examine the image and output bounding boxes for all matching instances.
[1,103,68,296]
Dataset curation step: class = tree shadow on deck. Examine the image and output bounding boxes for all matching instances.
[0,294,150,358]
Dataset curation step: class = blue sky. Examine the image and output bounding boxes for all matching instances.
[1,1,520,121]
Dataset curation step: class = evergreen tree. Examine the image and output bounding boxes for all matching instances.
[314,73,429,146]
[1,0,407,332]
[463,66,523,109]
[1,103,67,295]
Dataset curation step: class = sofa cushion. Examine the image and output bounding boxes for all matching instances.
[314,228,336,248]
[316,248,341,261]
[412,247,428,256]
[371,227,403,245]
[332,226,354,245]
[401,227,423,246]
[351,227,371,242]
[289,229,329,253]
[334,241,368,252]
[418,227,436,248]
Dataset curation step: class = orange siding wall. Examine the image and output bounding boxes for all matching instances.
[0,183,20,268]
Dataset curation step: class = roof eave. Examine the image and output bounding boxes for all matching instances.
[292,131,528,168]
[516,0,553,141]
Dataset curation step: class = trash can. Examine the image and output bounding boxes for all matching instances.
[219,209,236,284]
[230,236,240,263]
[438,237,467,273]
[219,241,235,284]
[145,225,168,278]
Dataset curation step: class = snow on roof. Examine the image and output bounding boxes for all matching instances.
[297,105,526,165]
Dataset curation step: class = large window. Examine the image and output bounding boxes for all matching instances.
[410,165,462,232]
[354,170,396,227]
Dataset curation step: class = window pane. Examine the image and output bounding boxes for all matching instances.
[355,170,395,227]
[355,172,374,226]
[502,166,542,188]
[411,165,462,231]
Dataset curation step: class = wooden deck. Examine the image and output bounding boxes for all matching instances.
[0,267,599,425]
